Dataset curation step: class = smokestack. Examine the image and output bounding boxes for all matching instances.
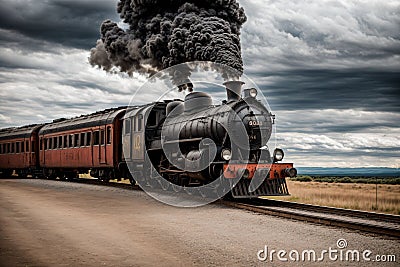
[224,81,245,102]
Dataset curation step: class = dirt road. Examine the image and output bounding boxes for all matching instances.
[0,179,398,266]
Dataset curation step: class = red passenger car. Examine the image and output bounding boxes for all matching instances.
[38,107,127,181]
[0,124,43,177]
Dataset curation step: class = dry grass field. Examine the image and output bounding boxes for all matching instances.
[267,180,400,215]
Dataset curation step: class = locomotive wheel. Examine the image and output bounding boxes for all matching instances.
[47,173,57,180]
[0,170,12,178]
[18,173,28,179]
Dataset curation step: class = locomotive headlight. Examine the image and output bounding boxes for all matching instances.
[249,88,258,98]
[221,149,232,161]
[273,148,284,162]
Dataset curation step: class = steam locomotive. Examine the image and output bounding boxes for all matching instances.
[0,81,296,198]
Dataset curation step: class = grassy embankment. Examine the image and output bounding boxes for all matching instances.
[267,177,400,215]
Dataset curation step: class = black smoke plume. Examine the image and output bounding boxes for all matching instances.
[89,0,247,81]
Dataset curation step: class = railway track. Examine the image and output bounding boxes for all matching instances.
[222,198,400,238]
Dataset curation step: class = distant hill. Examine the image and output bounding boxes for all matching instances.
[297,167,400,177]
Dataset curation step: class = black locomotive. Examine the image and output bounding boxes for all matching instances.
[123,81,296,198]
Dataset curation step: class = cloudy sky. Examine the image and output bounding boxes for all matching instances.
[0,0,399,167]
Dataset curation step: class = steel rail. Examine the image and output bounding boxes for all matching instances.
[222,199,400,238]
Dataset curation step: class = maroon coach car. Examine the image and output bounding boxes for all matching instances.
[0,124,43,177]
[38,107,127,181]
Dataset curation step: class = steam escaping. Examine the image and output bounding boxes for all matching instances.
[89,0,247,82]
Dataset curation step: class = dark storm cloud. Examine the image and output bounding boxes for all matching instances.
[89,0,247,80]
[0,0,118,49]
[255,70,400,113]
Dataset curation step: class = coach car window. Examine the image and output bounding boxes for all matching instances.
[16,142,20,153]
[26,141,29,152]
[107,127,112,144]
[63,136,67,148]
[49,138,53,150]
[80,133,85,146]
[74,134,79,147]
[53,137,58,149]
[68,135,73,147]
[93,131,99,145]
[100,130,105,145]
[86,132,92,146]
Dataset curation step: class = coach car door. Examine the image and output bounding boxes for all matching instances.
[100,125,107,164]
